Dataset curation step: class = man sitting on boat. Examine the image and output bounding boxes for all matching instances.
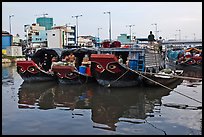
[68,52,76,67]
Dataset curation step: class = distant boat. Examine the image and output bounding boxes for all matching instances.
[166,46,202,69]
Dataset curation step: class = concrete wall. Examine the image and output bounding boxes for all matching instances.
[6,46,22,56]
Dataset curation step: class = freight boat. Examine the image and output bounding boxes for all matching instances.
[90,41,165,87]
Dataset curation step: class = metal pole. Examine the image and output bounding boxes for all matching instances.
[176,29,181,40]
[98,28,102,40]
[104,12,111,42]
[9,15,14,34]
[72,15,82,46]
[151,23,157,40]
[193,33,196,41]
[126,25,135,42]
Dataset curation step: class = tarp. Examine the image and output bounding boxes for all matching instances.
[32,48,65,59]
[61,47,97,58]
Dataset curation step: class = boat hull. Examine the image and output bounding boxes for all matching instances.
[142,70,183,86]
[52,65,95,85]
[17,60,56,82]
[90,60,141,88]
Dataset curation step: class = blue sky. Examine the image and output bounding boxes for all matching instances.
[2,2,202,40]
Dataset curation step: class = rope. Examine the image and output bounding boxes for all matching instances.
[140,71,202,80]
[130,68,202,104]
[106,69,130,87]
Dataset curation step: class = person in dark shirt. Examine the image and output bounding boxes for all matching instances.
[148,31,155,46]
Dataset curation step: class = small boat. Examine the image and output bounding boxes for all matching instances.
[17,48,63,82]
[177,47,202,66]
[142,68,184,86]
[51,48,97,85]
[166,46,202,69]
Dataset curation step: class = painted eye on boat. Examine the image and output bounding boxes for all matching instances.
[20,67,24,72]
[97,65,103,69]
[108,65,116,70]
[29,67,35,71]
[67,73,73,76]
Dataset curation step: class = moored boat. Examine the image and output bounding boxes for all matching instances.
[17,48,63,82]
[51,48,97,85]
[166,46,202,69]
[90,41,165,88]
[90,54,142,88]
[142,68,184,86]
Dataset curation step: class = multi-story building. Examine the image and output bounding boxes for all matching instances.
[64,25,76,47]
[25,23,46,48]
[31,30,47,48]
[47,25,76,48]
[36,17,53,30]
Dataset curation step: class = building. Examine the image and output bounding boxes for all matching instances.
[117,34,131,44]
[2,31,12,49]
[12,34,21,46]
[2,31,12,55]
[31,30,47,48]
[78,35,95,47]
[47,28,64,48]
[25,23,46,48]
[64,25,76,47]
[36,17,53,30]
[47,25,76,48]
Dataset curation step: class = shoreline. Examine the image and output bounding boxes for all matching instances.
[2,57,26,63]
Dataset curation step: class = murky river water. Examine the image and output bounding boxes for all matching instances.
[2,63,202,135]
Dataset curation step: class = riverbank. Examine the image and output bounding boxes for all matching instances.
[2,55,26,63]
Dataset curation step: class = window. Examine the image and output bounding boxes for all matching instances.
[52,34,55,36]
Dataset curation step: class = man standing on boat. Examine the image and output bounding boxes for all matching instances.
[148,31,155,48]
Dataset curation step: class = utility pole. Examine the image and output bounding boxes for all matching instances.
[72,14,82,46]
[126,24,135,42]
[9,15,14,34]
[151,23,158,40]
[104,11,111,42]
[176,29,181,41]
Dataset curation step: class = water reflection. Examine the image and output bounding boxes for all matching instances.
[18,79,183,131]
[2,63,14,86]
